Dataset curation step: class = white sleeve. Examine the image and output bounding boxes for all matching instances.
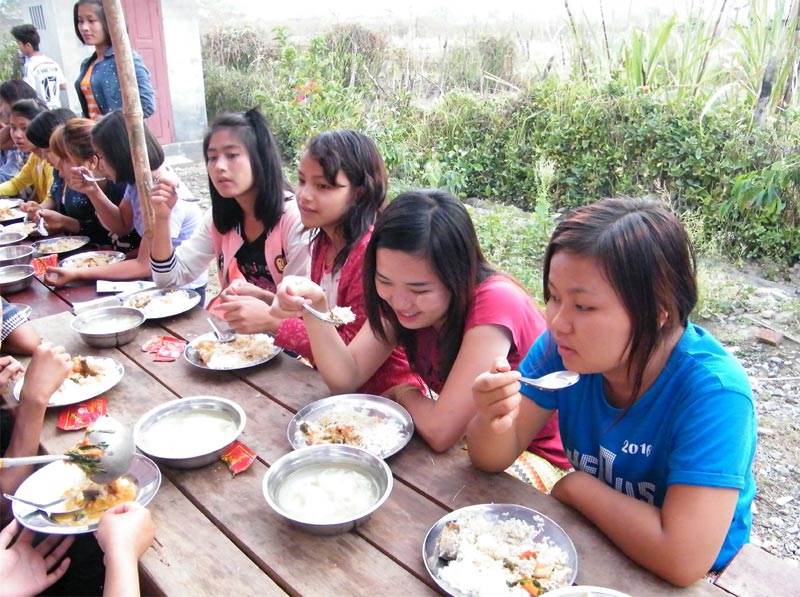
[151,209,217,287]
[281,200,312,279]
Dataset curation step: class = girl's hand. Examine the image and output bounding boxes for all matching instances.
[96,502,155,562]
[0,520,74,596]
[220,281,274,304]
[472,357,523,434]
[19,342,72,407]
[0,355,24,389]
[20,200,39,214]
[217,295,280,334]
[149,177,180,220]
[271,275,327,319]
[37,209,68,233]
[67,166,101,194]
[43,266,78,288]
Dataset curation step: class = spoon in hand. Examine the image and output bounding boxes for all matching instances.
[519,370,580,391]
[82,173,106,182]
[302,303,354,326]
[207,317,236,342]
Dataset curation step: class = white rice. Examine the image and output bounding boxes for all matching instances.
[436,511,573,596]
[54,357,113,401]
[294,405,404,457]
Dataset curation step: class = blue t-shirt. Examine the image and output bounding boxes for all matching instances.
[520,323,756,570]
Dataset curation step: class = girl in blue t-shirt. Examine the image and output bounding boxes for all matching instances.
[467,197,756,587]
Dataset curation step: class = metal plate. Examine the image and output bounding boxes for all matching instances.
[184,332,282,370]
[0,230,28,245]
[423,503,578,596]
[31,236,90,255]
[0,206,25,222]
[59,250,126,269]
[123,288,201,319]
[12,356,124,407]
[11,453,161,535]
[288,394,414,459]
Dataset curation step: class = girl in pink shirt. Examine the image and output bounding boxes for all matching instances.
[272,189,566,463]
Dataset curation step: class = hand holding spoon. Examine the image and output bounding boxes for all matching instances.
[518,370,579,391]
[82,172,106,182]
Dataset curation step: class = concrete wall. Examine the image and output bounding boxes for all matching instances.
[19,0,93,115]
[161,0,207,142]
[18,0,207,142]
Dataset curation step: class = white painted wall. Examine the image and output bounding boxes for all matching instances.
[161,0,207,142]
[18,0,207,142]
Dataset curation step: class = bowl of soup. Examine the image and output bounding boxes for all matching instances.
[0,264,34,294]
[262,444,393,535]
[71,306,146,348]
[133,396,246,469]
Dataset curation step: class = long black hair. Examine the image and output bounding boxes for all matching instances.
[91,110,163,184]
[303,129,387,273]
[203,108,290,235]
[364,189,498,380]
[26,108,76,149]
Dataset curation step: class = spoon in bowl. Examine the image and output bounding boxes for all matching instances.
[3,492,81,516]
[519,370,579,391]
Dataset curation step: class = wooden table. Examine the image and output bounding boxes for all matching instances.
[3,276,798,597]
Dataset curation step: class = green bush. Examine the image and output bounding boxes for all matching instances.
[200,24,800,265]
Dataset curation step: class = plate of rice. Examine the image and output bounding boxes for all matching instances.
[287,394,414,459]
[423,503,578,596]
[123,288,201,319]
[31,236,90,255]
[59,250,126,269]
[184,332,282,370]
[12,356,125,407]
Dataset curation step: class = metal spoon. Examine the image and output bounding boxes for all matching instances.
[3,492,81,515]
[207,317,236,343]
[35,216,48,236]
[84,415,135,483]
[0,416,134,483]
[302,303,338,324]
[301,303,354,326]
[519,370,580,391]
[82,173,106,182]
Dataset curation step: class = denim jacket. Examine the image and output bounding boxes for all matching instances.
[74,46,155,118]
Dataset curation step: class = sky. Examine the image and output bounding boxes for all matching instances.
[200,0,711,28]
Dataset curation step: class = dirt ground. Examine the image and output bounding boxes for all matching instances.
[169,158,800,567]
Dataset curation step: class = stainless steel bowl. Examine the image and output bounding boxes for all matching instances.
[0,231,27,246]
[0,264,34,294]
[0,245,33,267]
[71,306,146,348]
[263,444,393,535]
[133,396,246,469]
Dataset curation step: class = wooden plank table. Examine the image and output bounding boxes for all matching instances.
[3,279,797,596]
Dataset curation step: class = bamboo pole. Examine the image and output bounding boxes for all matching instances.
[102,0,155,240]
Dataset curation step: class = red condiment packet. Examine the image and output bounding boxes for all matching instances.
[31,254,58,276]
[220,441,256,476]
[153,339,186,362]
[141,335,186,362]
[57,397,108,431]
[141,335,183,353]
